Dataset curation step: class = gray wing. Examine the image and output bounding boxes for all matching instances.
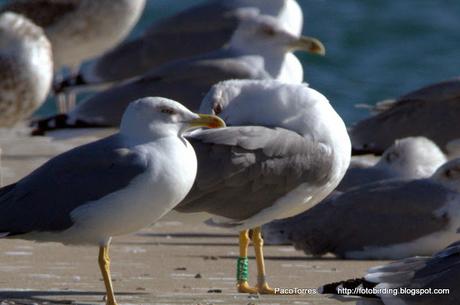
[351,78,460,154]
[370,78,460,114]
[72,54,270,126]
[0,134,148,235]
[1,0,79,27]
[395,77,460,108]
[263,179,452,258]
[85,1,241,82]
[175,126,334,222]
[336,167,398,191]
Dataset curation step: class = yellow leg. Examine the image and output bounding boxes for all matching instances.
[98,246,118,305]
[236,230,258,294]
[253,227,275,294]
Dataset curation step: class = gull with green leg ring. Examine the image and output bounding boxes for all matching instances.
[175,79,351,294]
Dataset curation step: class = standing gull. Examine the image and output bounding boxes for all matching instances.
[174,79,350,293]
[263,159,460,259]
[338,137,447,191]
[77,0,303,85]
[0,97,225,305]
[35,13,325,134]
[1,0,146,112]
[320,240,460,305]
[0,12,53,127]
[351,77,460,155]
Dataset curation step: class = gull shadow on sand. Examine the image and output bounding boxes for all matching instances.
[136,232,238,238]
[118,241,239,247]
[186,255,342,261]
[0,290,147,304]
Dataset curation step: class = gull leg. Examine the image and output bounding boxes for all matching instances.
[236,230,258,293]
[66,65,79,111]
[57,93,67,114]
[98,246,118,305]
[67,89,77,112]
[253,227,275,294]
[54,67,68,114]
[55,65,79,113]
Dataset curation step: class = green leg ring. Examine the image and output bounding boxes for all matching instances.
[237,257,249,282]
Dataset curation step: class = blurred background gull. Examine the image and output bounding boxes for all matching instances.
[0,0,454,125]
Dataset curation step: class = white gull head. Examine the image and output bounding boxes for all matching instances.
[229,0,303,35]
[121,97,226,142]
[228,13,324,84]
[375,137,447,179]
[200,80,345,147]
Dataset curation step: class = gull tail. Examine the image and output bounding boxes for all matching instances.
[30,114,109,136]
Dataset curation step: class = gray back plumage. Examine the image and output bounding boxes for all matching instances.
[337,167,397,191]
[264,179,455,258]
[89,1,240,82]
[395,78,460,108]
[175,126,334,221]
[351,78,460,154]
[0,134,148,235]
[73,53,270,126]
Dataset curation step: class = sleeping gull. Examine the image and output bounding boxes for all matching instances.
[79,0,304,85]
[35,12,325,134]
[263,158,460,259]
[351,77,460,155]
[173,79,350,293]
[320,240,460,305]
[0,97,225,305]
[338,137,447,191]
[0,12,53,127]
[1,0,146,112]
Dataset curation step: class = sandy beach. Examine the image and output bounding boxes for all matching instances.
[0,130,387,305]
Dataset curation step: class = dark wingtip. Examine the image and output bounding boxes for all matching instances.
[352,147,384,156]
[319,278,379,298]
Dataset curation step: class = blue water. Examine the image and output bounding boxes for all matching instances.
[32,0,460,125]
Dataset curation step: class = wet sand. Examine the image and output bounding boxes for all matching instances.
[0,130,387,305]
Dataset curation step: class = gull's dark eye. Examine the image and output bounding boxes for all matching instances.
[445,169,460,179]
[386,152,399,162]
[213,103,223,115]
[160,108,176,115]
[261,26,276,36]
